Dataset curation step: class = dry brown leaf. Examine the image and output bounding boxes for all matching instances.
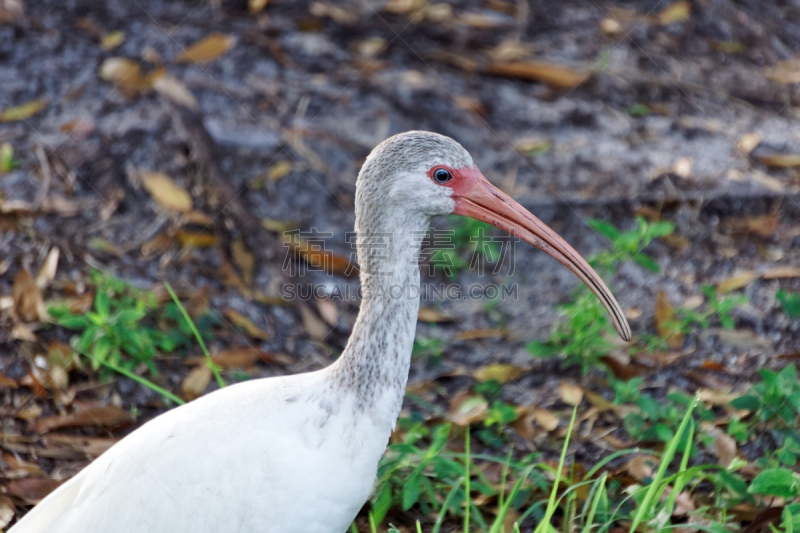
[763,266,800,279]
[249,0,270,13]
[559,382,584,406]
[626,454,657,481]
[99,58,164,96]
[742,215,778,237]
[750,170,786,193]
[176,34,237,64]
[717,271,758,293]
[12,269,45,322]
[152,74,198,110]
[141,171,192,212]
[485,61,588,89]
[513,409,538,440]
[657,1,690,24]
[299,303,328,341]
[100,30,125,51]
[141,232,173,258]
[35,247,60,289]
[11,323,37,342]
[6,478,62,505]
[224,309,271,340]
[712,430,737,468]
[701,328,770,351]
[472,363,527,384]
[655,290,683,349]
[231,239,255,285]
[0,98,49,123]
[267,161,292,181]
[284,234,355,277]
[417,307,452,322]
[738,133,762,154]
[182,365,211,401]
[317,299,338,327]
[599,18,622,35]
[46,434,116,458]
[0,495,13,530]
[16,404,42,422]
[35,405,131,433]
[188,347,273,368]
[175,230,218,248]
[672,490,695,516]
[765,59,800,85]
[454,328,506,341]
[532,407,559,432]
[0,374,18,389]
[754,153,800,168]
[448,393,488,426]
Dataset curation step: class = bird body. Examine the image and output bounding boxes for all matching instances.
[10,132,629,532]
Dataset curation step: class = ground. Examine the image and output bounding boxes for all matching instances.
[1,0,800,531]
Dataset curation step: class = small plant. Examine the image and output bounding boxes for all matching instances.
[0,142,22,174]
[412,336,446,366]
[527,217,673,374]
[778,289,800,318]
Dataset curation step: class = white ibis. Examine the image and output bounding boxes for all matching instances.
[10,131,630,533]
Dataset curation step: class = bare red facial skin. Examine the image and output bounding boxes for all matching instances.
[427,163,632,342]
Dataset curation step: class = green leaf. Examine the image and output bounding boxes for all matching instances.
[748,468,800,498]
[587,219,620,241]
[778,290,800,318]
[95,291,110,316]
[527,341,560,358]
[632,253,660,273]
[402,469,423,510]
[371,483,392,525]
[729,395,761,411]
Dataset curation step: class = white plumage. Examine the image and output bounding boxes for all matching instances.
[10,131,629,532]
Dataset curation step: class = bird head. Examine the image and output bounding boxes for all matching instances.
[357,131,631,342]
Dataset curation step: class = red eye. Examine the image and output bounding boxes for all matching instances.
[432,168,452,183]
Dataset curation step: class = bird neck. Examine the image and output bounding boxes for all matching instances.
[329,211,428,427]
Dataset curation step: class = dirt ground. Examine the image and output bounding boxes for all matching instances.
[1,0,800,528]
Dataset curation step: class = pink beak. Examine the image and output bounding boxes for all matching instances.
[452,166,632,342]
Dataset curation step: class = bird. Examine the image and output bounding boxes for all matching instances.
[10,131,630,533]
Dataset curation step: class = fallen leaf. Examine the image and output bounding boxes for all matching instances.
[99,58,164,96]
[513,409,538,440]
[299,303,328,341]
[657,1,690,24]
[0,374,18,388]
[267,161,292,181]
[655,290,683,349]
[100,30,125,51]
[717,271,757,293]
[283,234,355,277]
[152,74,198,110]
[187,347,273,368]
[141,171,192,212]
[754,153,800,168]
[181,365,211,401]
[6,478,62,505]
[0,0,23,24]
[626,454,657,481]
[700,328,770,351]
[16,404,42,422]
[11,323,37,342]
[175,230,218,248]
[515,137,551,157]
[766,59,800,84]
[317,299,338,327]
[0,495,13,529]
[763,266,800,279]
[472,363,527,384]
[35,247,59,289]
[46,434,116,458]
[559,382,583,406]
[738,133,762,154]
[249,0,270,13]
[448,393,488,426]
[0,98,49,123]
[672,156,693,178]
[743,215,778,237]
[176,34,237,64]
[750,170,785,193]
[12,270,45,322]
[454,328,506,341]
[532,407,559,432]
[417,307,452,322]
[35,405,131,433]
[87,237,124,257]
[141,232,174,258]
[224,309,271,340]
[713,430,737,468]
[231,239,255,285]
[672,490,695,516]
[485,61,589,89]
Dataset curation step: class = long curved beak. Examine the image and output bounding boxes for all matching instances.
[452,166,632,342]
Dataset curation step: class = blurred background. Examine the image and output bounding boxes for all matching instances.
[1,0,800,531]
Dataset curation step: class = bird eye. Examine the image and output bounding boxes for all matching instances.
[433,168,452,183]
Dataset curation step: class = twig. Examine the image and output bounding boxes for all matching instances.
[33,145,52,210]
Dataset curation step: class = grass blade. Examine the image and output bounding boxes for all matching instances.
[164,281,226,388]
[629,392,698,533]
[88,353,185,405]
[534,405,578,533]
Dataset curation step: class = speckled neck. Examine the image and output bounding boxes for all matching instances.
[329,210,429,427]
